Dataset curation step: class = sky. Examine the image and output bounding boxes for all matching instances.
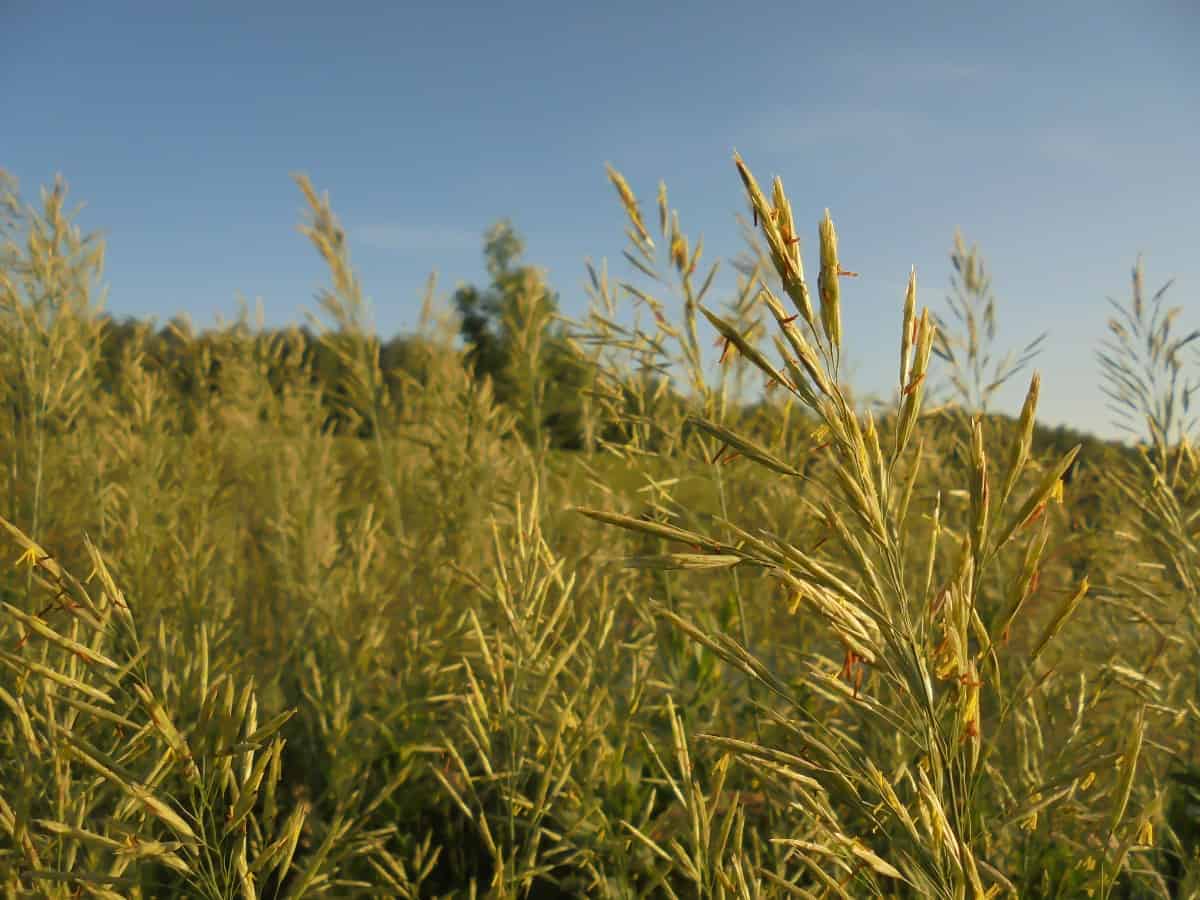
[4,0,1198,438]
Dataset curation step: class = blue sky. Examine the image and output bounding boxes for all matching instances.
[5,1,1198,437]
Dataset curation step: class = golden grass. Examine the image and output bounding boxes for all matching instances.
[0,156,1196,898]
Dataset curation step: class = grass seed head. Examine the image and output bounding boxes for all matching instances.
[817,209,843,355]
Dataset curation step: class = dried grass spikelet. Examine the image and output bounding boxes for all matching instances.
[760,283,831,401]
[817,209,843,356]
[605,164,654,250]
[994,443,1080,552]
[668,210,688,272]
[1109,705,1145,835]
[957,659,982,771]
[1030,576,1090,663]
[771,176,799,274]
[917,765,961,869]
[656,181,669,238]
[827,450,887,545]
[862,410,887,502]
[896,437,925,529]
[734,152,814,328]
[989,517,1049,648]
[3,602,119,671]
[133,682,200,785]
[895,306,934,462]
[67,739,199,844]
[999,373,1041,508]
[758,285,816,381]
[931,533,975,681]
[968,417,990,560]
[866,759,921,841]
[771,335,820,407]
[776,568,881,665]
[687,415,805,478]
[698,304,805,408]
[821,502,887,614]
[899,267,917,390]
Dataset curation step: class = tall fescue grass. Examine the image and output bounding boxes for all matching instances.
[0,157,1196,898]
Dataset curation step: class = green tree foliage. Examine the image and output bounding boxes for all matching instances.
[92,320,441,434]
[454,220,592,448]
[6,195,781,457]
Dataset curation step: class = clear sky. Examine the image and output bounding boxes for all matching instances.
[5,1,1197,438]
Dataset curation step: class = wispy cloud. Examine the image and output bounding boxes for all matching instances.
[353,223,479,252]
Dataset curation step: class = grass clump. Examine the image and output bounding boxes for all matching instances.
[577,153,1138,897]
[0,154,1193,898]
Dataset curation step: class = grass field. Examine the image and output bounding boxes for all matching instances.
[0,158,1197,899]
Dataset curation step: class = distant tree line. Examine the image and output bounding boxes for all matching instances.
[7,200,1130,467]
[66,221,602,448]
